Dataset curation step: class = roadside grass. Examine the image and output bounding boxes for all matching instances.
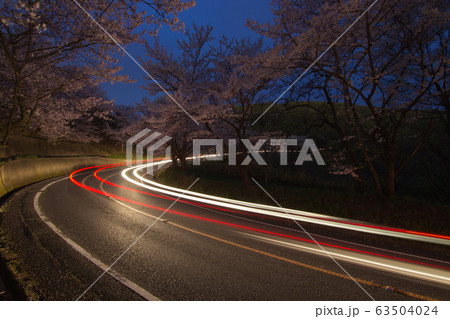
[156,162,450,236]
[107,153,127,159]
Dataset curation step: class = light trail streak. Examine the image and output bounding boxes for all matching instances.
[120,161,450,246]
[68,164,450,284]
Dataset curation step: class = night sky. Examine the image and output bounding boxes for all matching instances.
[102,0,273,106]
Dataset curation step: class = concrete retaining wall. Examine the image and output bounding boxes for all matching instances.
[0,136,116,159]
[0,157,123,198]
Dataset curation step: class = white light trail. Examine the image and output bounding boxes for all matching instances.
[120,160,450,246]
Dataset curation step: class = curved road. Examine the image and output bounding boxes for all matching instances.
[6,162,450,300]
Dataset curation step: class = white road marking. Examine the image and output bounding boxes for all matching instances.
[33,176,159,301]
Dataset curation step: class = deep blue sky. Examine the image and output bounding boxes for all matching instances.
[101,0,273,106]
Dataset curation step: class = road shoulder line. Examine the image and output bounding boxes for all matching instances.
[33,176,159,301]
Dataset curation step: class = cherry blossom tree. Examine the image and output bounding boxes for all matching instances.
[138,27,277,184]
[203,37,277,187]
[250,0,449,196]
[0,0,195,145]
[139,24,213,169]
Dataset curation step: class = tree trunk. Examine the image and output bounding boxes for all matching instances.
[342,140,365,193]
[2,79,22,146]
[239,164,250,189]
[237,147,251,188]
[1,120,12,146]
[383,157,396,197]
[171,153,178,167]
[179,156,186,171]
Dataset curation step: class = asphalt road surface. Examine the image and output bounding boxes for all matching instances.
[1,163,449,300]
